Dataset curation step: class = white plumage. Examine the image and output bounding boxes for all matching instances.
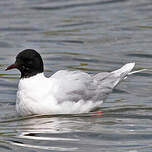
[16,63,136,116]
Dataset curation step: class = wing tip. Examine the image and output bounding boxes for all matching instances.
[126,62,135,70]
[112,62,136,76]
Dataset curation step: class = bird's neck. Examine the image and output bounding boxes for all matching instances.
[19,73,46,89]
[20,69,43,79]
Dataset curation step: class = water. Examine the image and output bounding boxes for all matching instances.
[0,0,152,151]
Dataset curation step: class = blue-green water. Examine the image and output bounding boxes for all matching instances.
[0,0,152,151]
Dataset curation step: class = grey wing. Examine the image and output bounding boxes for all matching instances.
[93,63,135,100]
[92,72,112,100]
[92,72,119,100]
[51,70,98,103]
[51,63,134,103]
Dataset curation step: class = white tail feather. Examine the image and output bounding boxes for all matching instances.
[128,69,148,75]
[103,63,136,88]
[112,62,135,76]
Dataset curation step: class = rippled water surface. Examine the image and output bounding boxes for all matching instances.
[0,0,152,151]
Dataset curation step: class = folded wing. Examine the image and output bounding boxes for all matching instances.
[51,63,135,103]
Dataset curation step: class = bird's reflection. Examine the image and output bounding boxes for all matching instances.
[7,112,104,151]
[17,113,101,135]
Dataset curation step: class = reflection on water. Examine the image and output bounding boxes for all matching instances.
[0,0,152,151]
[2,108,152,152]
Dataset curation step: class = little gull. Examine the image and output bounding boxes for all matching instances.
[6,49,142,116]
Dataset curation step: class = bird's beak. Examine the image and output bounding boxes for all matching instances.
[5,64,17,71]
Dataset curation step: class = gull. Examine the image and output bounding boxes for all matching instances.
[6,49,143,116]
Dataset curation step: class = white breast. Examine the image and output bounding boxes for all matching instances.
[16,73,58,115]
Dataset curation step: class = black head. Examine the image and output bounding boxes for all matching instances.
[6,49,44,78]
